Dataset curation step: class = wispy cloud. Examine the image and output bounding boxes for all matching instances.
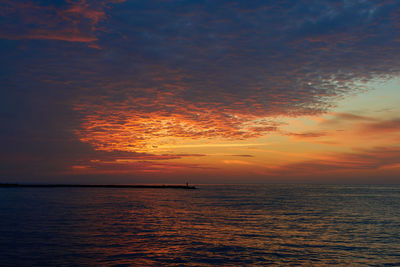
[0,0,121,44]
[284,131,328,139]
[319,112,377,126]
[272,147,400,174]
[359,118,400,134]
[223,160,254,166]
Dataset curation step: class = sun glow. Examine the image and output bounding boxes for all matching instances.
[75,112,276,153]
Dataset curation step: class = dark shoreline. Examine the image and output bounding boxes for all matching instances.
[0,183,197,189]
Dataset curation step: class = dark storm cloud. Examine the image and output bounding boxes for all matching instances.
[1,0,400,178]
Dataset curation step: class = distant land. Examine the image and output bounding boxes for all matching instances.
[0,183,197,189]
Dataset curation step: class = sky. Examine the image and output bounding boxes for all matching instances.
[1,0,400,184]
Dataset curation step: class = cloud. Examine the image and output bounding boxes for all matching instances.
[0,0,120,43]
[317,113,400,137]
[284,131,327,139]
[2,0,400,180]
[333,113,376,121]
[69,155,215,175]
[282,113,400,146]
[223,160,254,166]
[360,118,400,134]
[74,102,279,152]
[319,112,377,126]
[273,147,400,174]
[67,150,209,174]
[64,0,400,152]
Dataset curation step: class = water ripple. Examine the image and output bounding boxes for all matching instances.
[0,184,400,266]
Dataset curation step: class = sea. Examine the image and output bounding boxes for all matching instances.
[0,184,399,266]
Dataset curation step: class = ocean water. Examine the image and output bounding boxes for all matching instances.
[0,184,400,266]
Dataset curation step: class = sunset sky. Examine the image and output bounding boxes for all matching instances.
[1,0,400,183]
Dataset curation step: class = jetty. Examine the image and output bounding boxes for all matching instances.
[0,183,197,189]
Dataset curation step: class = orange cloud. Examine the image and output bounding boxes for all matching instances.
[223,160,254,165]
[271,146,400,175]
[74,92,279,152]
[69,157,215,175]
[359,119,400,135]
[284,131,327,139]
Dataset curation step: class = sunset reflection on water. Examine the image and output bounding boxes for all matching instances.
[1,185,400,266]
